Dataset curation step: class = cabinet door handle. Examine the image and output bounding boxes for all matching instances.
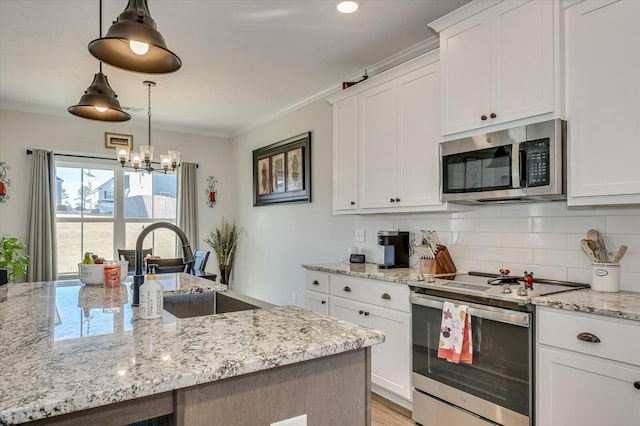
[321,300,326,305]
[634,381,640,390]
[390,198,395,203]
[359,310,364,315]
[343,286,351,292]
[395,198,400,202]
[350,201,355,205]
[364,311,370,316]
[312,280,319,286]
[381,293,391,300]
[490,112,497,119]
[577,332,601,343]
[481,115,488,121]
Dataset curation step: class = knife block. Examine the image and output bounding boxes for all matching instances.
[418,246,457,278]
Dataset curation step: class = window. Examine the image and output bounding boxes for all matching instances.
[55,159,177,277]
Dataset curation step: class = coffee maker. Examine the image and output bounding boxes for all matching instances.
[377,231,410,268]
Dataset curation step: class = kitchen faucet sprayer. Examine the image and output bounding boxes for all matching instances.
[132,222,195,306]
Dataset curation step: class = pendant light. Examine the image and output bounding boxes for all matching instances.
[68,0,130,122]
[88,0,182,74]
[116,81,180,174]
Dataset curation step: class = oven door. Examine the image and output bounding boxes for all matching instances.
[410,293,532,426]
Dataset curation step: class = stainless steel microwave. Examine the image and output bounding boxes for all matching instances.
[440,119,566,205]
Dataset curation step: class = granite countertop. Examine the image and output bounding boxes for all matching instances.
[302,262,420,284]
[532,289,640,321]
[0,273,384,425]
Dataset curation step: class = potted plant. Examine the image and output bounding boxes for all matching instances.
[204,218,243,285]
[0,235,30,284]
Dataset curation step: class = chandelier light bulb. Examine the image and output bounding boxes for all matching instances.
[129,40,149,55]
[94,106,108,112]
[337,1,359,14]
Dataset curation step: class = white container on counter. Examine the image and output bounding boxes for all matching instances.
[591,263,620,292]
[139,271,163,319]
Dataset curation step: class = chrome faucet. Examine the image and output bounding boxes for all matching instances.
[132,222,195,306]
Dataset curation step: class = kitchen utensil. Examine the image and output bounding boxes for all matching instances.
[613,245,628,263]
[585,239,600,262]
[580,239,598,263]
[587,229,609,263]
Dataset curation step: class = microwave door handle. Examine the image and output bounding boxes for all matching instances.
[512,143,522,189]
[410,293,530,327]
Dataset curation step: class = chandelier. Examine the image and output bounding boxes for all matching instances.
[115,81,180,173]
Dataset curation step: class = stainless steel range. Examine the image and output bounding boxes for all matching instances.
[409,271,587,426]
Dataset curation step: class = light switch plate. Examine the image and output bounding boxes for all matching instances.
[355,228,365,242]
[271,414,307,426]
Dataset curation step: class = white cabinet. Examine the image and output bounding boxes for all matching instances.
[304,270,330,315]
[327,50,449,214]
[431,0,557,136]
[305,290,329,315]
[565,0,640,205]
[333,97,358,211]
[537,307,640,426]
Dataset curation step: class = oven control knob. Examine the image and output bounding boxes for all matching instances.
[517,287,528,296]
[501,284,512,294]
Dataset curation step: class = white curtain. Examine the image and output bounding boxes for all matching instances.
[177,162,198,253]
[26,149,57,281]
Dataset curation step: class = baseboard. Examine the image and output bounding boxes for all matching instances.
[371,385,412,412]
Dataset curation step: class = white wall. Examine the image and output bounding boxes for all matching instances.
[0,108,234,275]
[355,203,640,292]
[230,99,355,306]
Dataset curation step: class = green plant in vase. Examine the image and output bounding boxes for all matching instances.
[0,235,30,284]
[204,218,243,285]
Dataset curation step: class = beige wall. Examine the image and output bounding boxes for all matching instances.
[0,108,234,275]
[230,99,355,306]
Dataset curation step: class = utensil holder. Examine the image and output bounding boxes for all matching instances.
[419,259,436,275]
[591,263,620,292]
[435,246,457,276]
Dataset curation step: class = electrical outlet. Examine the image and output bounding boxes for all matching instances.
[355,228,365,243]
[271,414,307,426]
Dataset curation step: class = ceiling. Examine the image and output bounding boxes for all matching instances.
[0,0,469,138]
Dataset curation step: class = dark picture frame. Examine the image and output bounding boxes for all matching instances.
[105,132,133,150]
[253,132,311,206]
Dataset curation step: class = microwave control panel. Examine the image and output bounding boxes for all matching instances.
[526,139,550,187]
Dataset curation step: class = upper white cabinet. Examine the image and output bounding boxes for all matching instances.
[565,0,640,205]
[430,0,558,136]
[333,97,358,211]
[328,50,448,214]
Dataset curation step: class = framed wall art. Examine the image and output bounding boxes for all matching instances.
[105,132,133,150]
[253,132,311,206]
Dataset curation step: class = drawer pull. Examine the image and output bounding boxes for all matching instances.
[359,310,364,315]
[312,280,319,286]
[634,381,640,390]
[577,332,601,343]
[343,286,352,292]
[381,293,391,300]
[364,311,370,316]
[321,300,326,305]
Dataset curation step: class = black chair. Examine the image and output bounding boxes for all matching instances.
[192,250,210,272]
[118,248,152,274]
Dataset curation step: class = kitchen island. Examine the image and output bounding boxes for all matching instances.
[0,274,384,425]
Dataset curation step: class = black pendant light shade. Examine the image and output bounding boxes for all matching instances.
[88,0,182,74]
[68,72,131,121]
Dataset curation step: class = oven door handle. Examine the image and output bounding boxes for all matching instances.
[410,294,530,327]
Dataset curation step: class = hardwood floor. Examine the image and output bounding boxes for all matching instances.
[371,393,415,425]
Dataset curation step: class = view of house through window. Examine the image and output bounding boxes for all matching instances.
[55,160,177,277]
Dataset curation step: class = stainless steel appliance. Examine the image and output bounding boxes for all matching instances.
[377,231,410,269]
[440,119,566,204]
[409,271,587,426]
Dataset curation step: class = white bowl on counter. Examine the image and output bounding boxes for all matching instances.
[78,263,104,285]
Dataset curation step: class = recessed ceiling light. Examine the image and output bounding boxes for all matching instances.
[337,1,359,14]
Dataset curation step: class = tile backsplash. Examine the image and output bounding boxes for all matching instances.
[354,202,640,292]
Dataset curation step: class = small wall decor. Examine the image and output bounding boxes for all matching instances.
[0,162,10,202]
[253,132,311,206]
[206,176,217,207]
[105,132,133,150]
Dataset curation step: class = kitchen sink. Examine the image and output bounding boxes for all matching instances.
[163,291,274,318]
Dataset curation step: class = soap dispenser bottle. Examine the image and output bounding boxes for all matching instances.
[139,266,163,319]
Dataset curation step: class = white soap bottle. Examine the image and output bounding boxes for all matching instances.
[139,267,163,320]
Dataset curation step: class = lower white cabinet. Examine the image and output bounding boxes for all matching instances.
[537,307,640,426]
[303,270,412,403]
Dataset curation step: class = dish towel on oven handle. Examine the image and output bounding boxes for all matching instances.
[437,301,473,364]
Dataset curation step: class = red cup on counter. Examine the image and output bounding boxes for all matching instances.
[104,263,121,287]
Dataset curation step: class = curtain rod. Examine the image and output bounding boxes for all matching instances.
[25,149,198,168]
